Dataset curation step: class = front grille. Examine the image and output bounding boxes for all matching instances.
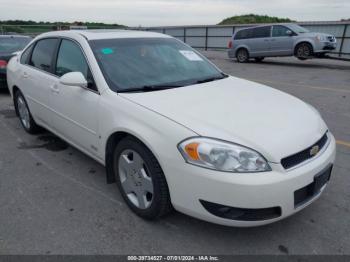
[327,36,335,42]
[281,133,328,170]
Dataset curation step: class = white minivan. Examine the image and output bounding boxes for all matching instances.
[7,30,336,227]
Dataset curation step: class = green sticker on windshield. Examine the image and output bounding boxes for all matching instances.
[101,48,114,55]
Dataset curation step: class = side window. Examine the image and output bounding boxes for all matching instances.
[55,39,97,91]
[252,26,271,38]
[273,25,292,37]
[235,29,252,40]
[234,30,243,40]
[30,38,58,73]
[20,44,34,65]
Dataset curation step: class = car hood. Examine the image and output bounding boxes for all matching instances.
[119,76,328,163]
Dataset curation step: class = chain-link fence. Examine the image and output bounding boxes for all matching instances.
[1,22,349,58]
[144,21,350,58]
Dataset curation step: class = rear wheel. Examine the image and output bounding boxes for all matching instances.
[113,137,172,219]
[14,90,41,134]
[236,48,249,63]
[295,43,313,60]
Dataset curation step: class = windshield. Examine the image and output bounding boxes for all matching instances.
[0,37,31,53]
[288,24,310,34]
[89,37,224,92]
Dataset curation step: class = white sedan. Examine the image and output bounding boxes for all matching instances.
[6,30,336,227]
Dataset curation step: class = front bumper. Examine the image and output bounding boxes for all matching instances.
[315,42,337,53]
[167,133,336,227]
[228,49,235,58]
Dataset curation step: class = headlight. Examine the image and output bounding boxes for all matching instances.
[316,35,327,42]
[178,137,271,173]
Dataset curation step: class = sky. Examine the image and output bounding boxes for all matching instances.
[0,0,349,26]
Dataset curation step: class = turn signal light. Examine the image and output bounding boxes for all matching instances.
[184,142,200,160]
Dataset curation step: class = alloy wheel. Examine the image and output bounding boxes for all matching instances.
[237,49,248,62]
[17,96,31,130]
[297,44,311,58]
[118,149,154,209]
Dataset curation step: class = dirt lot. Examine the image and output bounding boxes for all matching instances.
[0,52,349,255]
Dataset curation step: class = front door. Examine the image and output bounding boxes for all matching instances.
[49,39,100,156]
[270,25,295,56]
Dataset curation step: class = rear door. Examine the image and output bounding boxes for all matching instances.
[19,38,59,126]
[271,25,295,55]
[49,38,100,156]
[248,26,272,56]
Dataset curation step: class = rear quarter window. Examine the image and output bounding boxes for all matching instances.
[30,38,59,73]
[234,29,252,40]
[20,44,34,65]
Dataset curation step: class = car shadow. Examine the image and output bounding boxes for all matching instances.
[146,206,308,255]
[161,208,289,233]
[231,58,350,71]
[261,59,350,71]
[0,88,10,95]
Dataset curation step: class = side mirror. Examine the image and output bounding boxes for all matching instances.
[286,30,293,36]
[59,72,87,88]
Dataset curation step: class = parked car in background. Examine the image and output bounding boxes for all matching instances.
[6,30,335,227]
[0,35,31,89]
[228,24,337,62]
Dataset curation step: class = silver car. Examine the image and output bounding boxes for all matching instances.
[228,24,337,62]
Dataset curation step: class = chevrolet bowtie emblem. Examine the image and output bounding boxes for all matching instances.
[310,145,320,156]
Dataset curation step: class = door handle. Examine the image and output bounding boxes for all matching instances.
[23,72,29,78]
[50,84,60,94]
[264,39,269,42]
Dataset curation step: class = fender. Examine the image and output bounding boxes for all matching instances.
[293,39,316,52]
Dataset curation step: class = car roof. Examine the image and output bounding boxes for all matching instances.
[235,23,296,32]
[38,29,172,41]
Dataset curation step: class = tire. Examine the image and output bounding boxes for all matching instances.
[14,90,41,134]
[254,57,265,63]
[236,48,249,63]
[113,136,172,219]
[295,43,313,60]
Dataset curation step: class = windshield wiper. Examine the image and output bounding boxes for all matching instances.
[195,73,228,84]
[118,84,183,93]
[118,73,228,93]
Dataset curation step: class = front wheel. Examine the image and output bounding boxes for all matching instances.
[14,90,41,134]
[113,137,172,219]
[295,43,313,60]
[236,48,249,63]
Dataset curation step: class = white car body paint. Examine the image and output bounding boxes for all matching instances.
[6,30,336,227]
